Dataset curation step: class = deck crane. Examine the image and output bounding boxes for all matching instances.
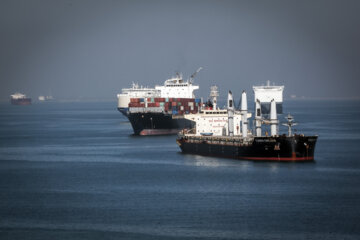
[189,67,203,83]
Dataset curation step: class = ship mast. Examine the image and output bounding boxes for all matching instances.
[255,99,262,136]
[270,99,278,136]
[282,114,297,136]
[227,91,234,136]
[240,91,248,137]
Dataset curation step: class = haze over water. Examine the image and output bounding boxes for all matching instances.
[1,0,360,239]
[1,100,360,239]
[1,0,360,101]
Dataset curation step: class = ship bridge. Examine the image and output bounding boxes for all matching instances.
[155,73,199,98]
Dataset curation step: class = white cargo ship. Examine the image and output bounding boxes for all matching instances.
[116,68,202,135]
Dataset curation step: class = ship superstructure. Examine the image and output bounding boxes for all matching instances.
[154,72,199,98]
[183,88,252,136]
[177,82,317,162]
[117,83,161,115]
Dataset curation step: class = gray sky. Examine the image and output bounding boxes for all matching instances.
[1,0,360,101]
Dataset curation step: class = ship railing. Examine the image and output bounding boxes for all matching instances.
[128,107,164,113]
[183,135,254,146]
[179,128,195,136]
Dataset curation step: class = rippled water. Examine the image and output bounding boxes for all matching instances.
[0,100,359,239]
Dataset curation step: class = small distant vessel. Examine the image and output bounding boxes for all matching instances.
[38,95,54,101]
[177,83,318,162]
[10,93,31,105]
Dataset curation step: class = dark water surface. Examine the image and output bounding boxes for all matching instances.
[0,101,360,239]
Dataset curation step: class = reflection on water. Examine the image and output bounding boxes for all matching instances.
[183,154,252,170]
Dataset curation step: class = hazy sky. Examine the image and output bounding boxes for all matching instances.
[1,0,359,101]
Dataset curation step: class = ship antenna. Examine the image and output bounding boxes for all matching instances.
[282,113,298,136]
[189,67,203,83]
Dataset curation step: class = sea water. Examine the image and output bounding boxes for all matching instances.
[0,100,359,239]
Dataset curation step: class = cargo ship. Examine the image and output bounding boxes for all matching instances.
[177,83,318,162]
[117,68,203,135]
[10,93,31,105]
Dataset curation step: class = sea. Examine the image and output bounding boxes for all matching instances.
[0,100,360,240]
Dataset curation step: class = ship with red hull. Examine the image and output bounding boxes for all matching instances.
[176,84,318,162]
[10,93,31,105]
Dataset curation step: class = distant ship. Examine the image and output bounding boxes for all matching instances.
[177,83,318,162]
[117,68,202,135]
[38,95,54,101]
[10,93,31,105]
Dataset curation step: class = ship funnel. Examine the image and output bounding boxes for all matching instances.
[255,99,262,137]
[240,91,248,138]
[210,86,219,110]
[270,99,278,136]
[227,91,234,136]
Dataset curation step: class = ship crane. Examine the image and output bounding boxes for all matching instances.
[282,114,297,136]
[255,99,262,136]
[256,99,278,136]
[189,67,203,83]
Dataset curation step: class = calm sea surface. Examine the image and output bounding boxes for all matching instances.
[0,100,360,239]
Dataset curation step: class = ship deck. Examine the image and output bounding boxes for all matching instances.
[178,133,317,147]
[179,134,255,146]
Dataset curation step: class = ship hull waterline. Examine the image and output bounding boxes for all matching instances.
[177,135,318,162]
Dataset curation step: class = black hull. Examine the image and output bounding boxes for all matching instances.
[126,112,194,135]
[11,98,31,105]
[118,107,128,117]
[177,135,318,162]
